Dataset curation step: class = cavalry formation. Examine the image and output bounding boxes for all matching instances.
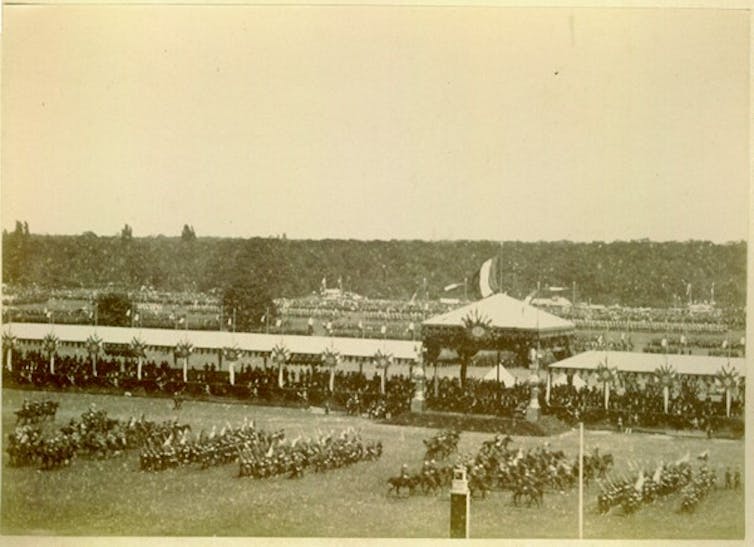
[388,430,614,508]
[6,398,384,481]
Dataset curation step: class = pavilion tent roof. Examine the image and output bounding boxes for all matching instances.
[4,323,421,362]
[549,350,745,377]
[422,293,574,333]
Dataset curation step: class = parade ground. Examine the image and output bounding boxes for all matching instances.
[1,388,745,539]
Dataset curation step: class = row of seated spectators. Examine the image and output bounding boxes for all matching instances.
[4,351,416,416]
[547,380,744,429]
[4,351,744,431]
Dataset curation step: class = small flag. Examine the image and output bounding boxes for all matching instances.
[661,338,668,348]
[634,470,645,492]
[134,313,140,322]
[653,464,663,483]
[126,309,131,317]
[722,340,728,349]
[380,325,387,335]
[740,337,745,347]
[408,322,414,332]
[228,318,232,326]
[261,315,266,323]
[275,319,282,328]
[680,335,687,346]
[178,317,184,324]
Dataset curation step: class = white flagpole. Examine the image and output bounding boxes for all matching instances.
[579,421,584,539]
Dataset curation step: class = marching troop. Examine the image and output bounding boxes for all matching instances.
[238,428,382,479]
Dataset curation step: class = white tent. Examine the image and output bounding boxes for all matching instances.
[483,363,516,387]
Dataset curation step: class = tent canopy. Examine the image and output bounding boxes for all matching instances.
[4,323,421,364]
[423,293,574,334]
[549,350,745,377]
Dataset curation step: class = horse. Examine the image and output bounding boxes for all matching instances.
[387,475,419,497]
[512,483,543,507]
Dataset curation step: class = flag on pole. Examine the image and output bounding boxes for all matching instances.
[228,318,232,326]
[178,317,184,324]
[653,464,663,483]
[380,325,387,335]
[722,340,728,349]
[634,470,645,492]
[661,338,668,348]
[126,309,131,317]
[275,319,282,328]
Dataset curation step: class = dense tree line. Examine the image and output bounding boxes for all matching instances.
[2,232,746,308]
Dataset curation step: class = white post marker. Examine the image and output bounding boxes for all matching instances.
[579,421,584,539]
[449,465,470,538]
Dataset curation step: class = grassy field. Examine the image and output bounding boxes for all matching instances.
[1,388,745,539]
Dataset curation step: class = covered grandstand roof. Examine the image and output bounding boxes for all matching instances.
[4,323,421,363]
[549,350,745,377]
[422,293,574,333]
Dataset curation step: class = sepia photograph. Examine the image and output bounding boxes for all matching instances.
[0,2,749,542]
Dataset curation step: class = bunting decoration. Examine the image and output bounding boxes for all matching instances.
[715,364,740,417]
[271,343,290,388]
[175,340,193,382]
[130,337,147,380]
[42,333,59,374]
[224,345,241,385]
[595,360,618,410]
[2,332,17,371]
[374,349,393,394]
[320,346,341,392]
[654,363,677,414]
[86,334,104,377]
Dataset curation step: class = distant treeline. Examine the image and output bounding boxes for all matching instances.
[2,231,746,308]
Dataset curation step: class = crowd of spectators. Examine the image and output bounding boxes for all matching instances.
[3,348,744,432]
[3,350,416,417]
[547,377,744,430]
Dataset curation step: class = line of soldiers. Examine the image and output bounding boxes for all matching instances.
[680,461,718,513]
[238,428,382,479]
[139,419,277,472]
[14,399,59,425]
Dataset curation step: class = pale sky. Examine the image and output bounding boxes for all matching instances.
[2,6,749,242]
